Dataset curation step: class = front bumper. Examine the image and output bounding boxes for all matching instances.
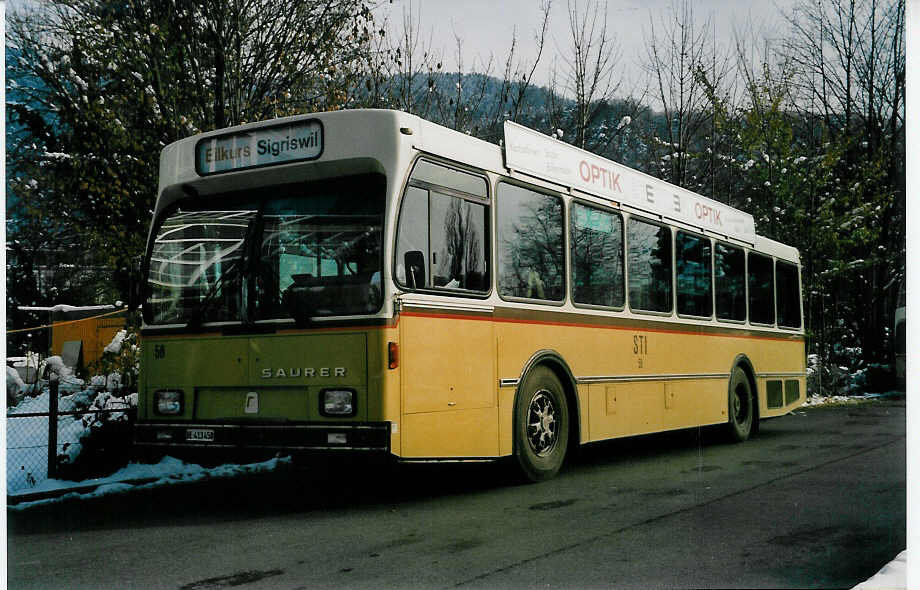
[134,422,390,452]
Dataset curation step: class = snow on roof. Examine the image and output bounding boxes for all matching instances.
[18,304,117,312]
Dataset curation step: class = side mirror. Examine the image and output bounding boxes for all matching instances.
[404,251,426,289]
[127,256,143,312]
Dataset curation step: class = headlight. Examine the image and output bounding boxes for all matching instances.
[154,390,183,415]
[321,389,356,417]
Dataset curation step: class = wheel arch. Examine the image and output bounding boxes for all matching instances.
[514,349,582,452]
[731,354,760,430]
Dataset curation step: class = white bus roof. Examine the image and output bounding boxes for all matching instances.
[754,235,800,263]
[157,109,799,263]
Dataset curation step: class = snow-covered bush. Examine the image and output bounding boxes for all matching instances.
[7,366,26,406]
[808,352,862,396]
[87,327,140,393]
[56,390,138,482]
[44,355,86,393]
[807,351,895,397]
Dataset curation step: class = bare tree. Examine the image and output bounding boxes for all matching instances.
[643,0,730,189]
[479,0,553,142]
[561,0,621,149]
[370,1,553,142]
[781,0,904,145]
[429,30,497,133]
[387,1,439,116]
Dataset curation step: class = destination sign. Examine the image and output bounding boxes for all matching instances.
[195,119,323,176]
[503,121,755,243]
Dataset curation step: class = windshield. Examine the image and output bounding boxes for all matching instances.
[145,174,385,325]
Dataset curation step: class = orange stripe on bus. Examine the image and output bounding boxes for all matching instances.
[398,311,803,343]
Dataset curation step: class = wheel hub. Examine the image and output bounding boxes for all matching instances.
[527,390,557,457]
[732,383,748,423]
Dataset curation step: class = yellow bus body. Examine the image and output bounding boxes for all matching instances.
[395,309,804,459]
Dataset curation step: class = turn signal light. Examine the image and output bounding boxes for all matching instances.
[388,341,399,369]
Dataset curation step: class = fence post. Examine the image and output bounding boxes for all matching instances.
[48,375,59,479]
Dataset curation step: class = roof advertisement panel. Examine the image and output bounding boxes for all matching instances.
[503,121,755,243]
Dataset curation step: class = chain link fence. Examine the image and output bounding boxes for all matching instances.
[7,381,136,493]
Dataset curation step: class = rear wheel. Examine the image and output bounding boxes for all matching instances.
[727,367,755,442]
[514,366,569,481]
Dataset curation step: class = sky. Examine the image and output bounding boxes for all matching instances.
[383,0,797,94]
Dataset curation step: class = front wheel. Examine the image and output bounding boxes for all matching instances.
[514,366,569,481]
[726,367,755,442]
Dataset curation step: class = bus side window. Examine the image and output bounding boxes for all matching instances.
[776,261,801,328]
[570,202,624,308]
[676,231,713,318]
[715,242,746,322]
[627,217,672,313]
[497,183,565,302]
[395,161,490,293]
[748,252,775,325]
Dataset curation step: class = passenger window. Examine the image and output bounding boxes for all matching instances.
[748,253,775,324]
[395,162,489,293]
[628,218,672,313]
[715,242,746,321]
[497,183,565,301]
[776,261,801,328]
[676,232,712,317]
[570,202,624,308]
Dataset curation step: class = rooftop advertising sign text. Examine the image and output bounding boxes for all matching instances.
[503,121,755,243]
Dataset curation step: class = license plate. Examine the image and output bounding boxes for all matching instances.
[186,428,215,442]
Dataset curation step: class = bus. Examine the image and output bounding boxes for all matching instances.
[134,109,805,481]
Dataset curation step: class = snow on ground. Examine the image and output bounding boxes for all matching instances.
[8,455,292,510]
[7,381,287,505]
[801,391,902,408]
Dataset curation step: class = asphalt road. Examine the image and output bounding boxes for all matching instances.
[8,401,906,589]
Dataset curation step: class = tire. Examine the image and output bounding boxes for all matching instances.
[726,367,755,442]
[513,366,569,482]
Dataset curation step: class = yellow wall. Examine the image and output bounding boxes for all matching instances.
[52,315,126,368]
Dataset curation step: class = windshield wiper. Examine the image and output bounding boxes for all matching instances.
[185,210,261,329]
[185,256,244,330]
